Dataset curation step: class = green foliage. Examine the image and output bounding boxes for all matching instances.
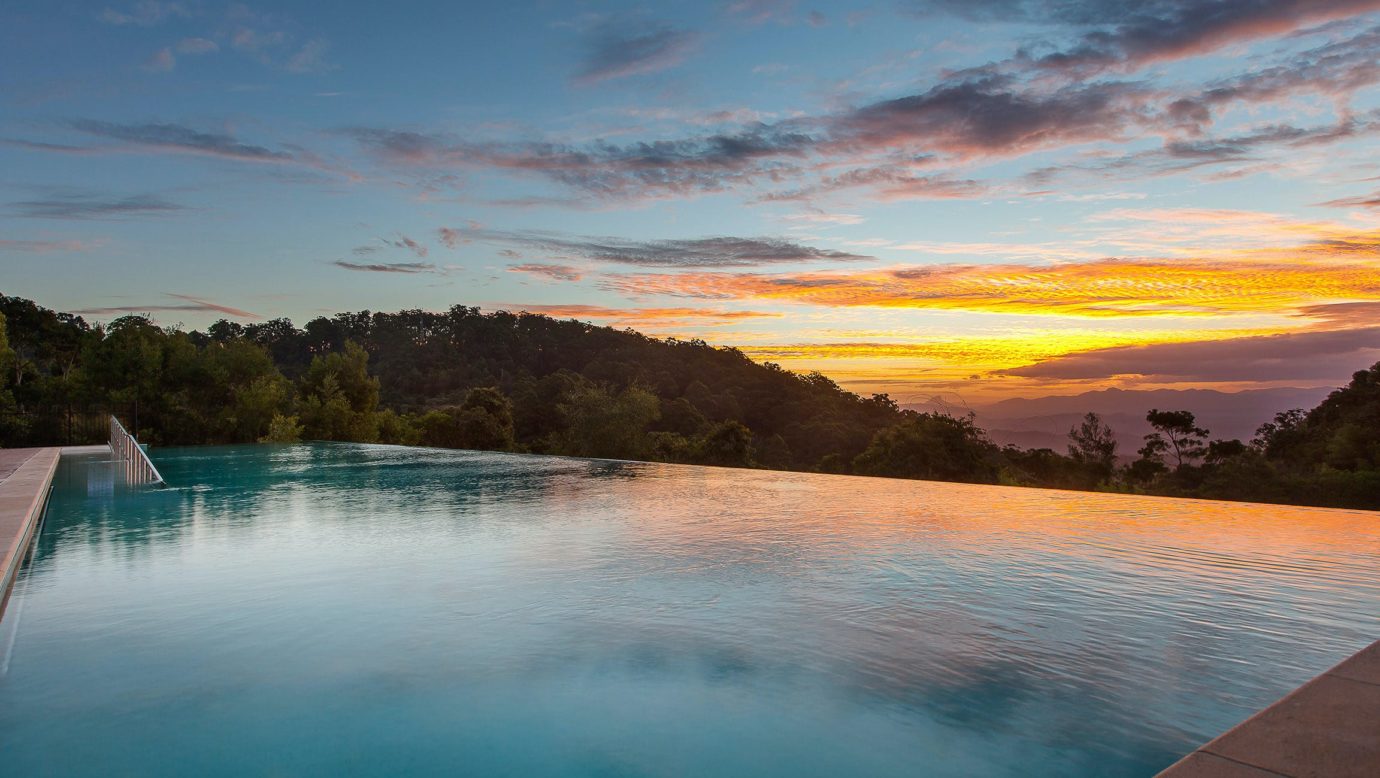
[0,312,22,441]
[695,420,756,467]
[556,384,660,459]
[298,342,381,442]
[1145,408,1209,469]
[376,409,421,446]
[417,387,515,451]
[1,294,1375,509]
[852,413,999,484]
[1067,411,1117,487]
[259,414,305,443]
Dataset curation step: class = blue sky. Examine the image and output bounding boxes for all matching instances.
[4,0,1380,401]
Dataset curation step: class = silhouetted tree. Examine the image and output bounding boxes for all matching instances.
[1145,409,1209,469]
[852,413,999,484]
[1067,411,1117,485]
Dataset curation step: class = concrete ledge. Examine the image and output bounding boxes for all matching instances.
[1159,640,1380,778]
[0,448,61,620]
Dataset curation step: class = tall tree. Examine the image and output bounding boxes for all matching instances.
[1144,409,1209,470]
[1067,411,1117,483]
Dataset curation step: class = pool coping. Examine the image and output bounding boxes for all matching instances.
[1157,639,1380,777]
[0,448,62,621]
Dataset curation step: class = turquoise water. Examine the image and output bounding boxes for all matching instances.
[2,444,1377,777]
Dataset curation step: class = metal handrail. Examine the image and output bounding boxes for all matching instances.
[109,416,165,486]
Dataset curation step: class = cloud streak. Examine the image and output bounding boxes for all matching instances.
[72,293,259,319]
[509,263,585,281]
[66,119,298,163]
[438,228,871,268]
[500,304,781,328]
[10,192,185,220]
[914,0,1380,74]
[0,239,101,253]
[1002,326,1380,382]
[603,235,1380,317]
[573,25,701,86]
[332,260,440,274]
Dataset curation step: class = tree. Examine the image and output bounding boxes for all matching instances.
[1253,408,1307,459]
[1145,409,1209,469]
[259,414,304,443]
[418,387,515,451]
[557,384,660,459]
[298,342,381,442]
[852,413,999,483]
[1067,411,1117,484]
[0,312,22,442]
[1127,436,1169,485]
[695,420,755,467]
[1204,438,1247,466]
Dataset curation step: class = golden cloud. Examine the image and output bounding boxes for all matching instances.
[604,234,1380,318]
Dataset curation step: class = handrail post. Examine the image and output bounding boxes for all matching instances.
[109,415,165,486]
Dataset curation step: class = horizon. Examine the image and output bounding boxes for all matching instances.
[5,1,1380,403]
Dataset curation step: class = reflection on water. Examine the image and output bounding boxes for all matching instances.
[2,443,1377,777]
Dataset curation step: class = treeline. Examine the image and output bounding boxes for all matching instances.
[1,294,1376,509]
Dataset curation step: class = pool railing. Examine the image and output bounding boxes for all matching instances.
[109,415,165,486]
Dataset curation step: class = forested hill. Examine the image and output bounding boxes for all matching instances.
[0,296,904,471]
[2,294,1377,510]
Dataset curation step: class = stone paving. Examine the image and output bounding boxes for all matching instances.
[1158,639,1380,777]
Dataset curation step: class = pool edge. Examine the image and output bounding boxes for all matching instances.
[1157,639,1380,777]
[0,447,62,621]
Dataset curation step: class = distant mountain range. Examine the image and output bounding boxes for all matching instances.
[907,387,1336,455]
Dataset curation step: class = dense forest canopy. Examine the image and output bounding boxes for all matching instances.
[2,294,1376,510]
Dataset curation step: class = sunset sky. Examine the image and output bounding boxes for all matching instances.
[3,0,1380,402]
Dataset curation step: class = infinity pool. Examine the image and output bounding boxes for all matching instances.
[2,444,1377,776]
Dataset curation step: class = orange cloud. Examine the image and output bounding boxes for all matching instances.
[604,235,1380,319]
[498,304,781,327]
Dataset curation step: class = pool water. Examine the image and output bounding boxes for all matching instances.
[1,444,1377,777]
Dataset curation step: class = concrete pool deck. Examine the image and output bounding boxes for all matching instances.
[0,447,61,618]
[1158,639,1380,777]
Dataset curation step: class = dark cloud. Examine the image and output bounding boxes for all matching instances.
[332,260,439,274]
[342,124,814,199]
[912,0,1380,73]
[509,263,584,282]
[1028,113,1380,184]
[1002,326,1380,382]
[763,168,985,201]
[1293,301,1380,325]
[10,192,185,220]
[573,25,701,86]
[343,76,1157,202]
[72,293,258,319]
[380,235,428,258]
[1319,191,1380,208]
[1181,23,1380,126]
[67,119,297,162]
[832,76,1154,156]
[454,229,872,268]
[339,8,1380,204]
